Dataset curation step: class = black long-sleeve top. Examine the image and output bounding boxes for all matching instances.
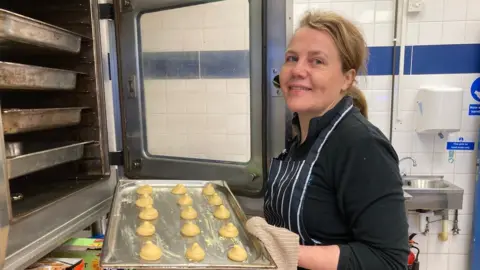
[289,98,409,270]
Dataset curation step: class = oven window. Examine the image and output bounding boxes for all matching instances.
[139,0,251,163]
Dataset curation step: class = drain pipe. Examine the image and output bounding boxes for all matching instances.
[388,0,400,142]
[438,210,449,242]
[389,0,409,142]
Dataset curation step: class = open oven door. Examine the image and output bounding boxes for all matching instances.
[113,0,290,210]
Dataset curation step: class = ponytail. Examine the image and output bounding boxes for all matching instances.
[346,85,368,119]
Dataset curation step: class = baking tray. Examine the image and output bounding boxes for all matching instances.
[101,179,276,269]
[6,141,91,179]
[0,9,82,53]
[0,61,79,90]
[2,107,86,134]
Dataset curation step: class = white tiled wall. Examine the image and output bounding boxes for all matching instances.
[140,0,251,162]
[292,0,479,269]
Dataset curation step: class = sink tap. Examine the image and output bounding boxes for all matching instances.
[399,156,417,176]
[400,156,417,167]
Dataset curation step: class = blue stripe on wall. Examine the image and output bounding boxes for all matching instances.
[142,43,480,79]
[200,50,250,78]
[407,44,480,75]
[353,44,480,75]
[143,52,200,79]
[142,50,249,79]
[366,46,399,76]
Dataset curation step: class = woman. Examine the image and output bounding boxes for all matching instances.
[260,10,409,270]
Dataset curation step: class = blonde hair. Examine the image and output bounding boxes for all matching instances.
[299,10,369,118]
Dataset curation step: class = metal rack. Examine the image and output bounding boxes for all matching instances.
[0,0,112,268]
[0,0,291,268]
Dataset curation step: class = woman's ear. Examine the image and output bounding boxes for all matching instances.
[342,69,356,90]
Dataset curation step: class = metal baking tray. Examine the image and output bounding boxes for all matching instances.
[0,9,82,53]
[101,179,276,269]
[0,61,79,90]
[6,141,91,179]
[2,107,86,134]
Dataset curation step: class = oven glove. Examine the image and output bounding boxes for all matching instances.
[245,216,299,270]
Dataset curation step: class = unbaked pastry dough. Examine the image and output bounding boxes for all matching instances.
[208,193,222,206]
[139,205,159,220]
[219,222,239,238]
[180,206,198,220]
[213,205,230,220]
[227,245,248,262]
[181,222,200,237]
[140,241,162,261]
[177,194,193,206]
[136,184,153,195]
[185,242,206,262]
[202,183,215,196]
[136,221,156,236]
[136,194,153,207]
[171,184,187,195]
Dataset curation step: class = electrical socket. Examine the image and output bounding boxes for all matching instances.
[408,0,424,13]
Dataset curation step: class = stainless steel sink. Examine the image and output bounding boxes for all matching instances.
[402,175,464,210]
[404,179,449,189]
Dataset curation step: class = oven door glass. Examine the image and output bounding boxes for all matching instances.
[114,0,270,196]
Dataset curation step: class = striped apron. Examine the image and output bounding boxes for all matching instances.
[264,97,354,245]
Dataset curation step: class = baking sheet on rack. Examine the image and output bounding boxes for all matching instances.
[0,61,78,90]
[0,8,82,53]
[101,180,275,269]
[2,107,85,134]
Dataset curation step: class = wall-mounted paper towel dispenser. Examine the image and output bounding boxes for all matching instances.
[415,87,463,137]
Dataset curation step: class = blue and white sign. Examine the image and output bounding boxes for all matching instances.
[469,104,480,115]
[471,77,480,102]
[446,138,475,150]
[468,77,480,116]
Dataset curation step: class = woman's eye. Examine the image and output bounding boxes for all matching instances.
[285,56,297,62]
[313,59,323,65]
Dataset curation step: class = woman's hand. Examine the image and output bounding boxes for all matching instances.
[245,217,299,270]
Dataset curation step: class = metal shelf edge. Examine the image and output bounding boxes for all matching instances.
[4,167,117,270]
[7,141,92,179]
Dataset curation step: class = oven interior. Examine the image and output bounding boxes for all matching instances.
[0,0,110,221]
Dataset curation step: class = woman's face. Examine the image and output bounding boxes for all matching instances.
[279,27,355,115]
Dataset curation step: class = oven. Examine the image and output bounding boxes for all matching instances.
[0,0,291,269]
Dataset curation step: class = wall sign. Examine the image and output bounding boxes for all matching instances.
[469,77,480,116]
[469,104,480,115]
[446,137,475,151]
[471,77,480,102]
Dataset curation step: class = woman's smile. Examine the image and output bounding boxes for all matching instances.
[288,84,312,95]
